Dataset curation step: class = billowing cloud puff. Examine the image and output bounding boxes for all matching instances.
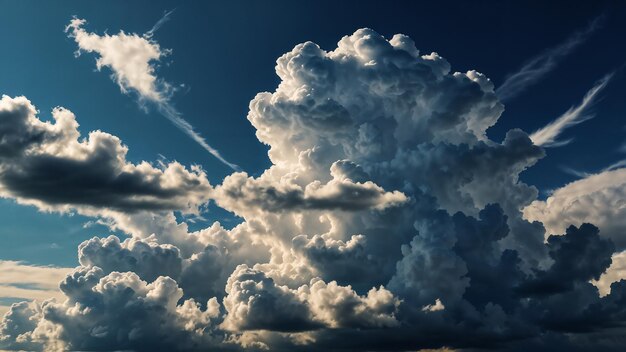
[78,235,183,282]
[0,95,211,214]
[305,279,400,328]
[3,267,221,352]
[222,265,400,333]
[77,234,233,303]
[0,301,44,351]
[249,29,503,167]
[222,265,320,332]
[2,27,626,352]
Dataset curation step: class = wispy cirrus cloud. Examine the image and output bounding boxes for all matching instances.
[530,72,612,147]
[496,15,604,102]
[65,14,240,171]
[561,156,626,179]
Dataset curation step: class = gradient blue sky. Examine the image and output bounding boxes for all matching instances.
[0,0,624,267]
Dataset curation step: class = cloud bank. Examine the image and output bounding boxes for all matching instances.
[1,28,625,351]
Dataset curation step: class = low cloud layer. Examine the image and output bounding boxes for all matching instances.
[1,28,625,352]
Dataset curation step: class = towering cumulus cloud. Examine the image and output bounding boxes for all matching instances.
[2,28,626,351]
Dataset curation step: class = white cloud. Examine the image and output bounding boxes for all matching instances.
[421,298,445,312]
[66,17,239,170]
[221,265,400,332]
[78,235,183,282]
[530,73,612,147]
[306,279,400,328]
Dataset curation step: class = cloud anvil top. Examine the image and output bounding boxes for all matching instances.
[0,2,625,352]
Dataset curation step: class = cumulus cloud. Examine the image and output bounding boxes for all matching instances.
[530,73,612,147]
[306,279,400,328]
[66,17,239,170]
[37,268,220,351]
[0,95,211,214]
[3,27,626,352]
[78,235,183,282]
[222,265,400,332]
[213,162,407,215]
[221,265,320,332]
[496,15,603,102]
[76,231,241,303]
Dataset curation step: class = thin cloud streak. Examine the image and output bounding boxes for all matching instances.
[530,72,612,147]
[559,165,591,179]
[496,15,604,102]
[560,157,626,180]
[145,9,175,38]
[603,158,626,172]
[158,103,240,170]
[146,11,239,171]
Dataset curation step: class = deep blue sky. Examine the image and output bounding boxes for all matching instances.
[0,0,624,266]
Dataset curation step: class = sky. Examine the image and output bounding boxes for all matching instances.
[0,1,625,351]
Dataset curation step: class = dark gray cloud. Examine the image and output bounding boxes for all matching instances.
[0,95,211,214]
[518,223,614,296]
